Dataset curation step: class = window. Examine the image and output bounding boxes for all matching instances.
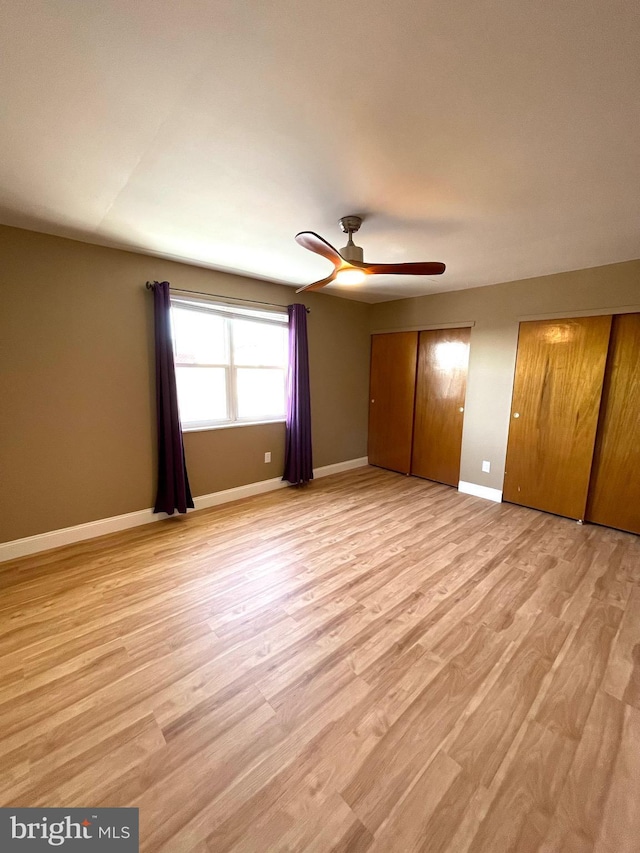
[170,298,288,430]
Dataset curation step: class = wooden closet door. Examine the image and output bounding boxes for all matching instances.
[368,332,418,474]
[411,328,470,486]
[587,313,640,534]
[503,316,612,520]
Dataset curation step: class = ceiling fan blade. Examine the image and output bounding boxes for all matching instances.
[356,261,446,276]
[295,273,336,294]
[295,231,343,267]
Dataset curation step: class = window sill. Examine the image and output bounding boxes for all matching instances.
[183,419,286,434]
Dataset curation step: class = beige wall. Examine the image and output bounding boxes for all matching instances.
[371,261,640,492]
[3,222,637,544]
[0,225,371,543]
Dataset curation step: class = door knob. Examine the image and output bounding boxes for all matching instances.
[513,412,520,418]
[459,407,464,412]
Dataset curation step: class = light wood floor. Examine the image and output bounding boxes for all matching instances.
[1,467,639,852]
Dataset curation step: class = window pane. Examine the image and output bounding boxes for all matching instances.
[236,368,286,420]
[176,367,228,424]
[232,320,287,367]
[172,308,228,364]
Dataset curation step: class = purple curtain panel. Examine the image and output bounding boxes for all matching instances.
[283,303,313,485]
[151,281,194,514]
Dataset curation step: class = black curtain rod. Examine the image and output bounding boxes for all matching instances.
[145,281,310,313]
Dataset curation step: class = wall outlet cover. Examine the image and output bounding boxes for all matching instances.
[264,451,272,463]
[482,460,491,473]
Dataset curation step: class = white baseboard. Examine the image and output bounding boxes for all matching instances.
[314,457,369,479]
[458,480,503,503]
[193,476,287,511]
[0,457,370,563]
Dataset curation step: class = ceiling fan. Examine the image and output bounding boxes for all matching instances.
[295,215,446,293]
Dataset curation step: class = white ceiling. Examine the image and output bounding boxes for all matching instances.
[1,1,639,303]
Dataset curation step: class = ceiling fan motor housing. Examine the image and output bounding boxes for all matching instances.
[340,241,364,262]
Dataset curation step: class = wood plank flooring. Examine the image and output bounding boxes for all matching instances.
[1,466,639,852]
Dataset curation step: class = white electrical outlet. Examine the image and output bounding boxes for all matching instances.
[482,460,491,473]
[264,451,271,463]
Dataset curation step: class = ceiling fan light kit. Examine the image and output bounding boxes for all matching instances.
[335,268,367,285]
[295,215,446,293]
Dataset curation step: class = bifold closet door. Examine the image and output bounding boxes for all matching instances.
[411,328,471,486]
[368,332,418,474]
[587,313,640,534]
[503,316,612,520]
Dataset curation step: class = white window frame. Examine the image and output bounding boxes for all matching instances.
[170,297,289,431]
